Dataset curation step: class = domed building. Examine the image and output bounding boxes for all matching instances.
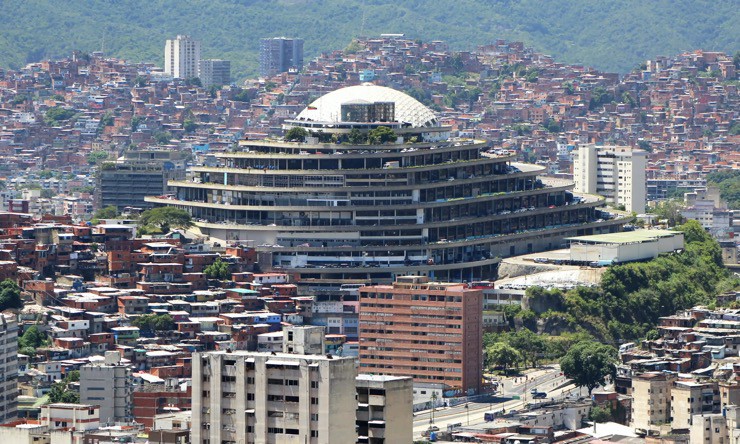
[146,84,625,285]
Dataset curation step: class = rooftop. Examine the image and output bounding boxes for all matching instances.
[294,84,438,128]
[566,230,681,245]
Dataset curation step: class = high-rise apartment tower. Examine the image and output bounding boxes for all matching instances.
[259,37,304,77]
[164,35,201,79]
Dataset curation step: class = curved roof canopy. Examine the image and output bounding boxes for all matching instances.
[295,83,439,128]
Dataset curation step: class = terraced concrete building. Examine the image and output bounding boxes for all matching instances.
[146,84,625,284]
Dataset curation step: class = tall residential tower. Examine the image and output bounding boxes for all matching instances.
[0,314,18,422]
[164,35,201,79]
[573,144,647,213]
[259,37,304,77]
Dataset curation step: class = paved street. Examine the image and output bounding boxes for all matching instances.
[413,365,588,439]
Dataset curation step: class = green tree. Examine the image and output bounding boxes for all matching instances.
[707,169,740,210]
[645,329,660,341]
[560,341,617,395]
[348,128,367,145]
[368,126,397,144]
[208,85,222,98]
[204,258,231,280]
[100,111,114,127]
[590,405,612,423]
[486,342,521,374]
[284,127,308,142]
[344,39,362,54]
[91,205,120,223]
[153,131,173,144]
[44,106,76,125]
[0,279,23,311]
[132,313,175,333]
[134,75,147,87]
[131,116,143,132]
[515,308,538,332]
[138,207,193,233]
[183,119,197,133]
[508,329,547,367]
[185,77,202,87]
[86,150,109,165]
[542,118,561,133]
[19,325,47,349]
[40,189,54,199]
[233,89,253,102]
[47,371,81,403]
[589,87,613,110]
[649,199,685,226]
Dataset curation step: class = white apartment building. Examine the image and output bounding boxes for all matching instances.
[0,314,19,422]
[682,187,732,237]
[164,35,201,79]
[80,351,132,423]
[192,351,357,444]
[573,144,647,213]
[39,403,100,431]
[283,325,325,355]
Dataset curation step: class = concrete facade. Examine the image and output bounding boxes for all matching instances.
[573,144,647,213]
[79,351,132,423]
[0,314,18,422]
[631,372,674,435]
[199,59,231,87]
[567,230,684,264]
[356,374,413,444]
[259,38,304,77]
[282,325,325,355]
[359,276,483,394]
[39,403,100,431]
[671,381,719,430]
[192,351,357,444]
[164,35,201,79]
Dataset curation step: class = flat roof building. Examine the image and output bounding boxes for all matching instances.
[359,276,483,394]
[573,144,647,213]
[566,230,684,264]
[199,59,231,87]
[260,37,304,77]
[80,351,132,424]
[356,374,413,444]
[192,350,357,444]
[164,35,201,79]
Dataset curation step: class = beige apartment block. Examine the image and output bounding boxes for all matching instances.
[631,372,674,434]
[671,380,719,430]
[356,374,413,444]
[192,351,357,444]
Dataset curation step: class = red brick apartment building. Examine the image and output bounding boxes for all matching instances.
[359,276,483,394]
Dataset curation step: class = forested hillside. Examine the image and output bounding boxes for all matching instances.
[0,0,737,79]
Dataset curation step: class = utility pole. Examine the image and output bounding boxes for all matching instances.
[430,391,437,426]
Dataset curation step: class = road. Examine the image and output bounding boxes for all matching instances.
[413,365,587,439]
